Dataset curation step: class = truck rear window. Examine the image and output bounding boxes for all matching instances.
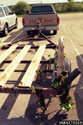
[31,5,54,14]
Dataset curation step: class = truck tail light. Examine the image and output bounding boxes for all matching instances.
[22,18,25,25]
[57,16,60,24]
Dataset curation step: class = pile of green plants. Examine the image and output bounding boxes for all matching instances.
[52,71,74,112]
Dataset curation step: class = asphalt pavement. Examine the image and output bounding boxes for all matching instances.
[0,13,83,125]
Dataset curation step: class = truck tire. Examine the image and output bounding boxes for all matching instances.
[14,19,18,29]
[27,31,32,37]
[27,30,36,37]
[54,30,57,35]
[3,24,8,36]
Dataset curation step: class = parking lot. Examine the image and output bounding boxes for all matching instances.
[0,13,83,125]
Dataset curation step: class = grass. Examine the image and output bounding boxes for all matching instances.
[58,11,83,15]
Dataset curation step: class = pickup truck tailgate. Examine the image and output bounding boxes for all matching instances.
[23,14,58,26]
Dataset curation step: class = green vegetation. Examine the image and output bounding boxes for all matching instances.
[9,1,83,15]
[54,2,83,13]
[67,0,74,2]
[10,1,30,15]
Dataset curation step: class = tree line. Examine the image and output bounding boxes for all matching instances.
[54,2,83,13]
[9,1,83,15]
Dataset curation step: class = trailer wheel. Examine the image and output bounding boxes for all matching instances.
[65,57,71,74]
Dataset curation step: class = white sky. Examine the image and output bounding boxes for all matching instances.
[0,0,83,5]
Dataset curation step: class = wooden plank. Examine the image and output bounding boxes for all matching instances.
[0,45,18,64]
[0,45,31,86]
[19,45,46,87]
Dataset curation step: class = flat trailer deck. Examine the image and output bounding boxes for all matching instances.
[0,43,57,93]
[0,36,81,113]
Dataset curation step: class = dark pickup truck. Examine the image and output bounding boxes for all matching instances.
[22,4,60,35]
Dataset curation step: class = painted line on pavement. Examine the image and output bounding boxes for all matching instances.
[63,25,83,65]
[70,39,83,65]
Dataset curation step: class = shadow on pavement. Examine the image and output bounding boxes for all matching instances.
[0,63,29,122]
[0,28,23,43]
[0,63,67,125]
[24,64,68,125]
[24,97,67,125]
[74,54,83,120]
